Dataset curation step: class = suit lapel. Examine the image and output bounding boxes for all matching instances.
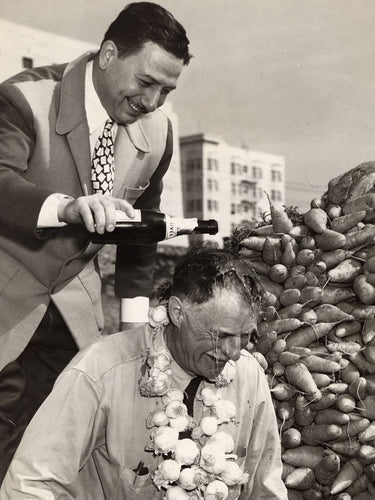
[55,52,93,195]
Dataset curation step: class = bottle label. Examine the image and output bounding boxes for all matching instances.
[115,209,142,223]
[165,215,198,239]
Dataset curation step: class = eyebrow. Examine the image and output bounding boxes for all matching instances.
[137,73,177,91]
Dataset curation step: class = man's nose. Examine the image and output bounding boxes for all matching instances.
[141,89,161,112]
[221,337,242,362]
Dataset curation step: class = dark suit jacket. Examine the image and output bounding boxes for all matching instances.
[0,52,173,369]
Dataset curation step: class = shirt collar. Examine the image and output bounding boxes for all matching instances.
[85,60,109,134]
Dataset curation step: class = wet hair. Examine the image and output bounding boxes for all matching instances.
[101,2,192,64]
[156,246,263,313]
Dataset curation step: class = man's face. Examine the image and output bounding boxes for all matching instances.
[95,41,184,124]
[168,288,256,382]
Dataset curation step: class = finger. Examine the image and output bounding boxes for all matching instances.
[102,201,117,232]
[89,199,106,234]
[77,201,96,233]
[113,198,136,218]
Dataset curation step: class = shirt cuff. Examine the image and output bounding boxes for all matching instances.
[120,297,150,323]
[37,193,74,228]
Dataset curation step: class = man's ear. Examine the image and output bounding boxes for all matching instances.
[98,40,117,70]
[168,296,184,328]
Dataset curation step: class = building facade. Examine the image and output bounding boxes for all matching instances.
[180,133,285,245]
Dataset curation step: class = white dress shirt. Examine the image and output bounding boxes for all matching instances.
[37,60,149,323]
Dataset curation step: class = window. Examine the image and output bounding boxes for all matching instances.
[271,190,282,202]
[207,158,212,170]
[231,162,235,175]
[207,200,218,211]
[271,169,282,182]
[22,57,33,69]
[243,164,248,174]
[231,203,236,214]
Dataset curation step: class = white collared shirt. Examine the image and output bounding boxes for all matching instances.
[37,60,148,323]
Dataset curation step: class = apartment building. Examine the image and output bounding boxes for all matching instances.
[180,133,285,245]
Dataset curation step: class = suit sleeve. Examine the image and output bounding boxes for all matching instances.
[0,83,54,236]
[114,118,173,298]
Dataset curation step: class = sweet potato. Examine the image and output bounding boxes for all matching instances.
[301,355,341,374]
[315,304,354,322]
[282,446,326,468]
[301,424,342,445]
[345,224,375,250]
[314,408,349,426]
[330,458,364,495]
[328,258,363,283]
[284,467,315,490]
[285,363,320,399]
[353,274,375,304]
[285,322,336,348]
[266,192,294,233]
[315,452,341,486]
[258,318,302,336]
[321,286,356,304]
[268,263,289,283]
[331,211,367,233]
[315,229,346,251]
[304,208,328,234]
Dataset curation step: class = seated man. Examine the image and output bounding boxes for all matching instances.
[0,246,287,499]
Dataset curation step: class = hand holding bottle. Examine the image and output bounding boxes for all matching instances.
[57,194,136,234]
[90,209,219,245]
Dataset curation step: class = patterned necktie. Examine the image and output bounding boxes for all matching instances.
[91,119,115,196]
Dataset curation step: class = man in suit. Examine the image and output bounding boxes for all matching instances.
[0,1,191,481]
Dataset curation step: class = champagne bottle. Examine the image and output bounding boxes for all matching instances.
[90,209,218,244]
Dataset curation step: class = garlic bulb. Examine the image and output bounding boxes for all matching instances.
[219,460,249,486]
[173,438,200,466]
[204,479,229,500]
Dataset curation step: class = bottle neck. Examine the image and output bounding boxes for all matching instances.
[165,215,199,239]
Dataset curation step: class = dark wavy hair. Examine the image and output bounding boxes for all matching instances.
[155,246,263,313]
[102,2,192,64]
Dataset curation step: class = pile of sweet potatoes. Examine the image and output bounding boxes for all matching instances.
[232,162,375,499]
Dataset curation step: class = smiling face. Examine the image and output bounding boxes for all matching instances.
[94,41,184,125]
[166,288,257,381]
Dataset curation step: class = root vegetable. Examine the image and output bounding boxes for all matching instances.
[284,467,315,490]
[321,286,356,304]
[282,446,326,468]
[280,288,301,306]
[269,263,289,283]
[328,259,363,283]
[282,428,301,449]
[331,211,367,233]
[258,318,302,335]
[315,304,354,322]
[314,408,349,426]
[315,452,341,486]
[263,237,282,265]
[303,208,328,234]
[315,230,346,251]
[285,322,336,348]
[285,363,320,399]
[330,458,364,495]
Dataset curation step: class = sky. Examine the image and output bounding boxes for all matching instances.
[1,0,375,207]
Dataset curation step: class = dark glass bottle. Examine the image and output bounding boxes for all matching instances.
[90,209,218,244]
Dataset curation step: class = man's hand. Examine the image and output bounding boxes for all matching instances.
[58,194,136,234]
